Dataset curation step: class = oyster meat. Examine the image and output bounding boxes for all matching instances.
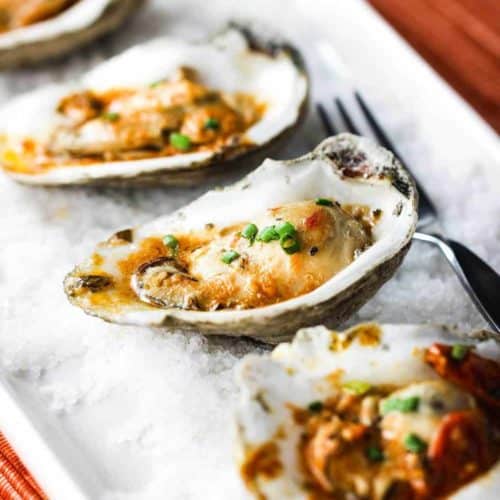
[0,0,144,69]
[236,323,500,499]
[0,0,77,32]
[0,24,308,186]
[64,134,417,342]
[131,199,373,311]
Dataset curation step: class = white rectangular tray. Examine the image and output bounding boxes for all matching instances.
[1,1,499,499]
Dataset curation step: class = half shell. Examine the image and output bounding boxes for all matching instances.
[235,323,500,498]
[0,24,308,186]
[0,0,144,69]
[64,134,417,342]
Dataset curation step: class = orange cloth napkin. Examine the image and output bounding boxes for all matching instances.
[0,433,46,500]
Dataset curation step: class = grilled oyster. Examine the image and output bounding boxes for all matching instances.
[0,0,143,69]
[64,134,417,342]
[236,323,500,499]
[0,24,308,186]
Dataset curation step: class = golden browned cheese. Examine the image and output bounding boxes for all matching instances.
[0,0,76,32]
[1,68,265,174]
[131,200,373,311]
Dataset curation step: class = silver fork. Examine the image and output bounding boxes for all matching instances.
[317,93,500,333]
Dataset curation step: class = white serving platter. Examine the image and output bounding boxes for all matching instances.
[0,0,499,499]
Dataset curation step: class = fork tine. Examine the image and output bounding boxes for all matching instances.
[335,97,361,135]
[316,103,338,136]
[355,91,438,223]
[354,92,402,157]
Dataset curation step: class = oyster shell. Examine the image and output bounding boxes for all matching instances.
[235,323,500,499]
[0,24,308,186]
[0,0,144,69]
[64,134,417,342]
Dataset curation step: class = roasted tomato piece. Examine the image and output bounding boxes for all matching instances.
[425,343,500,415]
[428,409,496,496]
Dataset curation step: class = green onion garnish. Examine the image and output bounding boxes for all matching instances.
[102,112,120,122]
[308,401,323,413]
[150,79,165,88]
[280,235,300,254]
[315,198,334,207]
[366,446,384,462]
[221,250,240,264]
[170,133,191,151]
[256,226,280,242]
[241,223,258,245]
[343,380,372,395]
[163,234,179,251]
[404,433,427,453]
[381,396,420,415]
[276,221,297,239]
[204,117,220,130]
[451,344,469,361]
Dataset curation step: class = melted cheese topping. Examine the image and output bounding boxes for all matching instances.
[131,200,373,311]
[380,380,475,446]
[1,67,265,174]
[68,199,375,312]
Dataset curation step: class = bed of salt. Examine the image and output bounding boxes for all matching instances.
[0,1,499,499]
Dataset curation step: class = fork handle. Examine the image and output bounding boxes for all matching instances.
[414,232,500,333]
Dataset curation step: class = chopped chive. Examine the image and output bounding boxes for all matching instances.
[366,446,384,462]
[170,133,191,151]
[204,117,220,130]
[221,250,240,264]
[276,221,297,239]
[280,235,300,254]
[381,396,420,415]
[102,112,120,122]
[150,79,165,88]
[315,198,334,207]
[404,433,427,453]
[308,401,323,413]
[256,226,280,242]
[163,234,179,251]
[451,344,469,361]
[343,380,372,395]
[241,223,258,244]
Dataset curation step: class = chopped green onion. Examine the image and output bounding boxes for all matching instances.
[366,446,384,462]
[451,344,470,361]
[221,250,240,264]
[170,133,191,151]
[256,226,280,242]
[241,223,258,244]
[280,235,300,254]
[404,433,427,453]
[343,380,372,395]
[276,221,297,239]
[150,79,165,88]
[163,234,179,251]
[381,396,420,415]
[308,401,323,413]
[204,117,220,130]
[102,112,120,122]
[315,198,334,207]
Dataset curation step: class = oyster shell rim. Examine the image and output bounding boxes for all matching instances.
[0,0,145,69]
